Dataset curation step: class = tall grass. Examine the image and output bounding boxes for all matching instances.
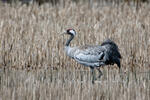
[0,2,149,100]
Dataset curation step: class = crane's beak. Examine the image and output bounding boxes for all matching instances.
[60,32,66,35]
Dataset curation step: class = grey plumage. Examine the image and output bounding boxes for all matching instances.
[62,29,121,83]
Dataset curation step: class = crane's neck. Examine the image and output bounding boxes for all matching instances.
[65,34,74,47]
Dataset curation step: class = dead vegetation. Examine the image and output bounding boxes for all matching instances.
[0,1,149,100]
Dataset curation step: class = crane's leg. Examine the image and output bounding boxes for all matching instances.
[90,67,95,84]
[96,68,103,79]
[119,67,123,80]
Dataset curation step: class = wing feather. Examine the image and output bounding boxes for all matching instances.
[73,45,105,66]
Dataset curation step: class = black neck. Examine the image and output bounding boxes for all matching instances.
[65,35,74,46]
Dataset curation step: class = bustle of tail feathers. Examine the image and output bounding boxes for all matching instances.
[101,39,122,68]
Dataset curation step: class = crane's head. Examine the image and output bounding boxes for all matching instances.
[62,29,76,36]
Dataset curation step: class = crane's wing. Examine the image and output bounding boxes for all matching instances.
[73,45,107,66]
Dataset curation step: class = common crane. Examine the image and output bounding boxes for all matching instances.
[61,29,121,83]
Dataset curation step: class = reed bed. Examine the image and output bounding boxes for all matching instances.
[0,2,150,100]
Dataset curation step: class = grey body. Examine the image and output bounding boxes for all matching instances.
[65,39,121,68]
[65,45,105,67]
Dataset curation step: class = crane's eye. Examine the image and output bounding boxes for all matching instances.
[67,29,70,33]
